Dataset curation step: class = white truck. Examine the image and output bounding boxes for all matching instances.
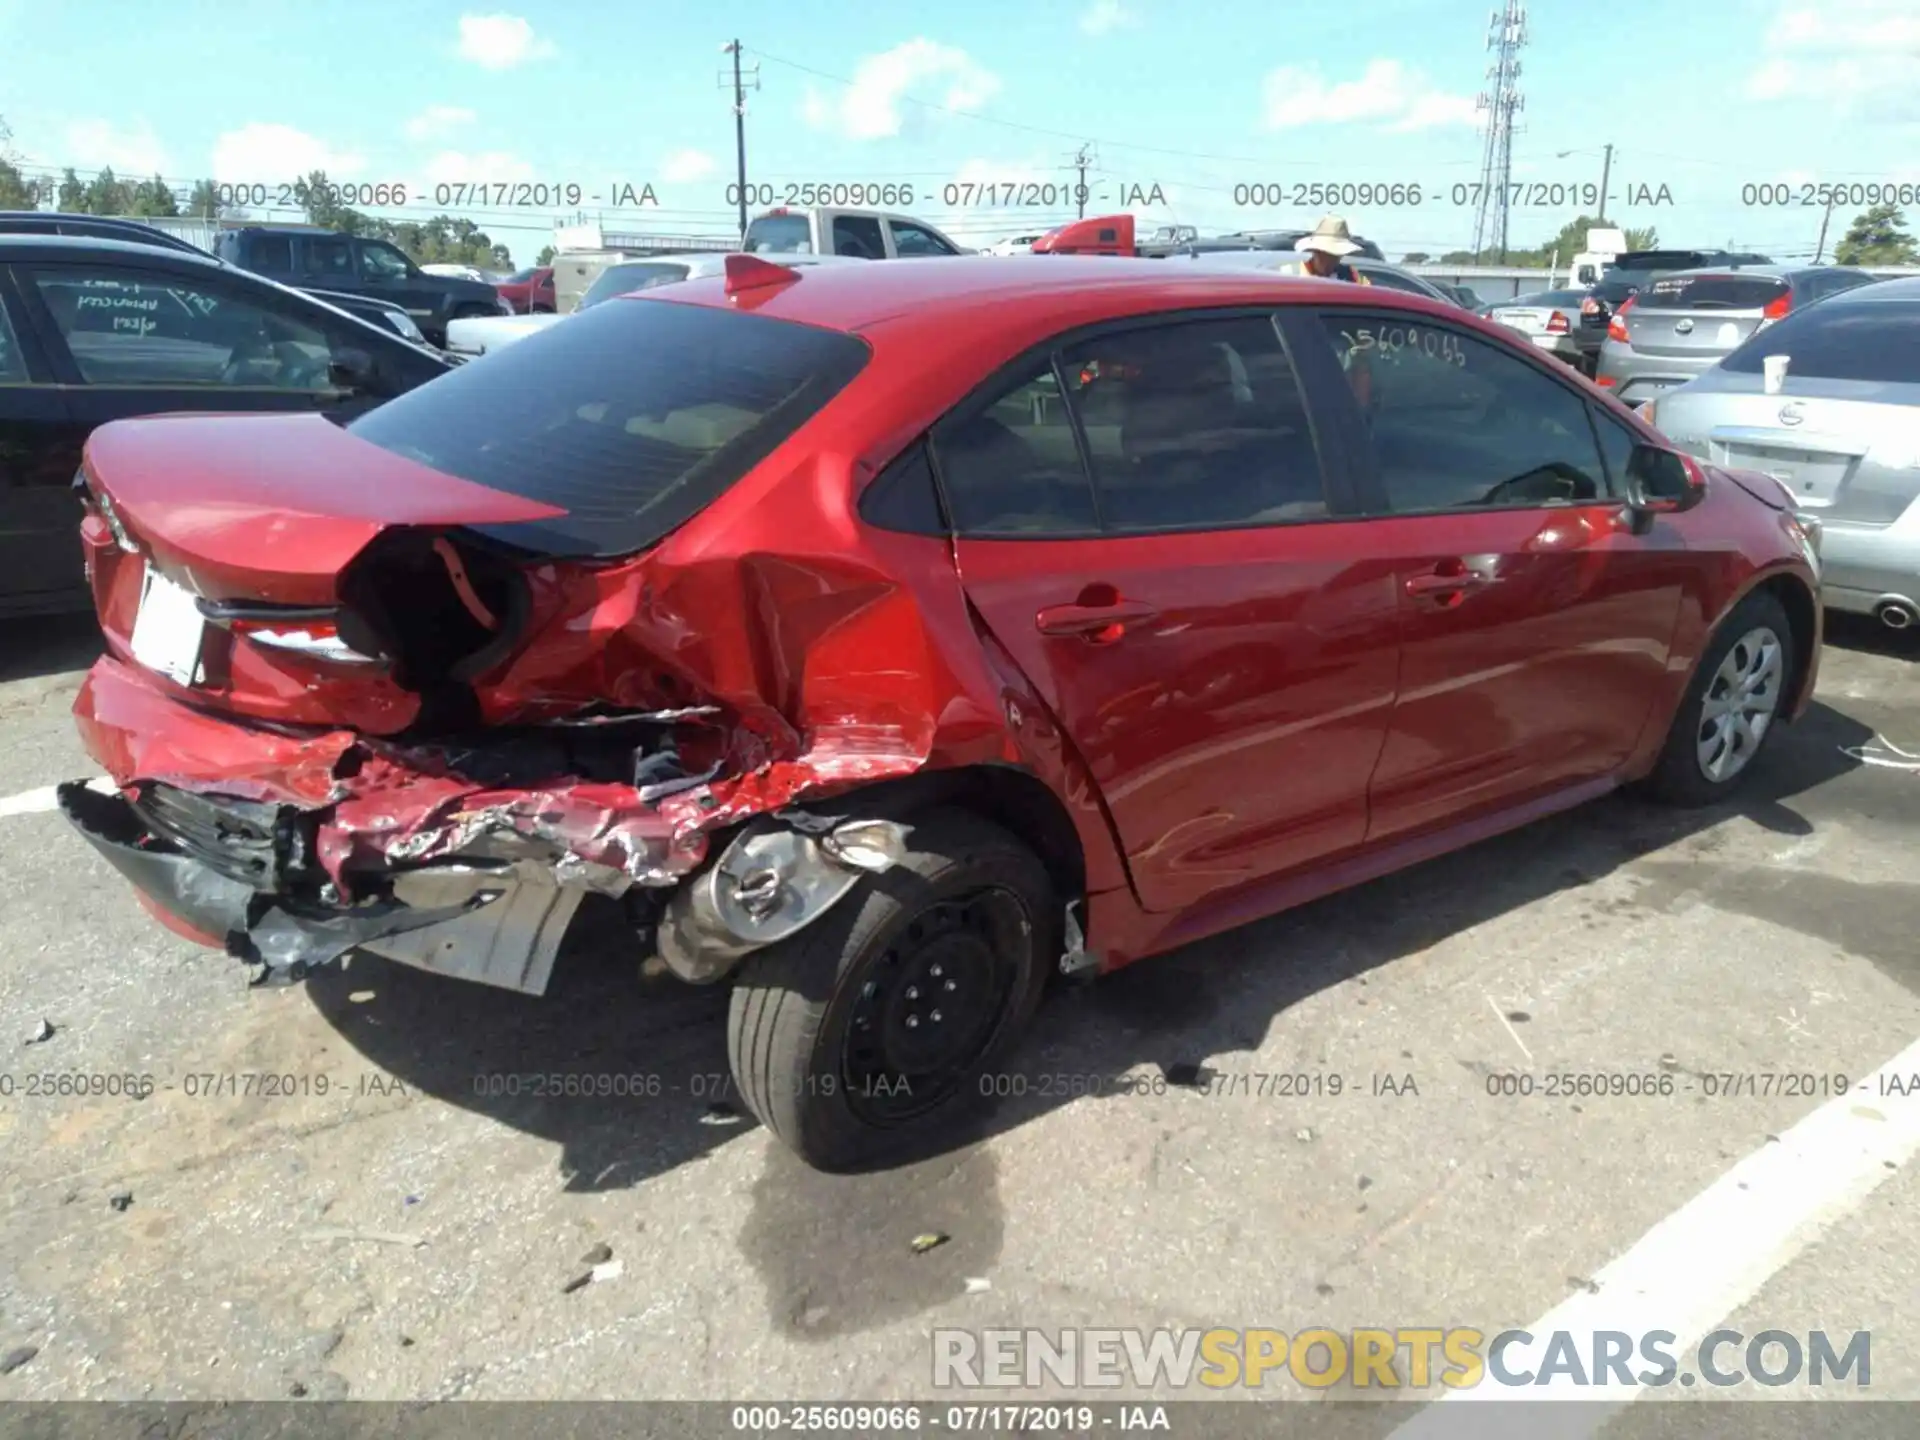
[1569,227,1628,287]
[742,206,970,259]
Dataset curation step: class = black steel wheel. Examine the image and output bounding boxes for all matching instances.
[727,809,1057,1171]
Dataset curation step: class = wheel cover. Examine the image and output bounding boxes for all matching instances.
[840,886,1028,1125]
[1696,625,1785,784]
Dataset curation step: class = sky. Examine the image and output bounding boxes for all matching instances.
[3,0,1918,268]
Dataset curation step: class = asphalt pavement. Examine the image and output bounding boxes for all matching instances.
[0,610,1917,1427]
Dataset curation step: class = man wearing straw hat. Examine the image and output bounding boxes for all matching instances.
[1295,215,1376,407]
[1294,215,1373,284]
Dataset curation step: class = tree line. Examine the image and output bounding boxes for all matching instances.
[0,128,515,269]
[1398,207,1919,269]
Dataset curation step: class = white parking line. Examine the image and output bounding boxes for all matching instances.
[0,776,113,818]
[1389,1033,1920,1437]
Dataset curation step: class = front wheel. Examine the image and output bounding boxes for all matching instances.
[726,810,1057,1172]
[1643,589,1794,806]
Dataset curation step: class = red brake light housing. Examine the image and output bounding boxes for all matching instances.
[1546,311,1570,334]
[1607,295,1634,343]
[724,253,802,297]
[1581,296,1601,316]
[1762,291,1792,320]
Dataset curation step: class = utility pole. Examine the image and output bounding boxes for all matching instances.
[1595,143,1613,224]
[719,40,759,244]
[1073,143,1095,219]
[1813,190,1837,264]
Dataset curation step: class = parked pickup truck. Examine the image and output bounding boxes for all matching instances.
[742,206,969,259]
[214,226,511,345]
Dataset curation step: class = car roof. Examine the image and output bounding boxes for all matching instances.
[1825,274,1920,304]
[639,253,1471,345]
[0,233,229,267]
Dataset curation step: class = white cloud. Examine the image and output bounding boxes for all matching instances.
[212,124,365,182]
[1080,0,1138,35]
[420,150,536,186]
[456,13,556,70]
[802,39,1000,141]
[1261,59,1475,132]
[1744,0,1920,119]
[405,105,477,142]
[65,119,169,177]
[659,148,717,183]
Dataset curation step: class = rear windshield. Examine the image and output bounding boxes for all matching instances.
[344,298,871,556]
[1506,290,1587,308]
[1720,297,1920,383]
[1635,273,1787,310]
[582,262,692,307]
[745,215,814,254]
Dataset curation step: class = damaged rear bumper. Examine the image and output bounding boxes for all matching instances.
[64,658,915,994]
[60,782,589,991]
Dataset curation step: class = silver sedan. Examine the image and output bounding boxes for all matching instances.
[1642,277,1920,630]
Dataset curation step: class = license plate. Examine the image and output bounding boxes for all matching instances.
[1498,315,1536,332]
[1724,446,1853,506]
[129,566,206,686]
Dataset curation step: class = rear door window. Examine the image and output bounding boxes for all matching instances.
[245,234,294,271]
[1720,297,1920,383]
[344,297,871,556]
[932,314,1330,536]
[831,216,886,258]
[888,220,957,257]
[28,265,340,390]
[0,297,29,382]
[300,236,355,282]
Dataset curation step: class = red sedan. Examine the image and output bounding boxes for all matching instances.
[495,264,554,313]
[60,255,1821,1170]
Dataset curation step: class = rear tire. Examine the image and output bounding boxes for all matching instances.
[1642,589,1794,806]
[726,810,1057,1172]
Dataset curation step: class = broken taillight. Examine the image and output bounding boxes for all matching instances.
[227,618,384,666]
[1607,296,1634,344]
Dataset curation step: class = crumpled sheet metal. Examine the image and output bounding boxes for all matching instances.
[73,496,1027,890]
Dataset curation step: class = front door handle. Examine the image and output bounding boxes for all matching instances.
[1035,599,1160,640]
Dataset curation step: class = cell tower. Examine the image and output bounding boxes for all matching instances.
[1469,3,1528,262]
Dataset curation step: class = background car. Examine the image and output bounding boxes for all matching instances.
[1640,276,1920,630]
[1598,265,1881,405]
[214,226,510,346]
[1218,229,1388,261]
[1436,282,1484,311]
[985,234,1045,256]
[495,265,555,314]
[1487,288,1602,374]
[444,252,861,356]
[0,234,454,618]
[0,211,210,254]
[1175,250,1458,304]
[62,255,1818,1172]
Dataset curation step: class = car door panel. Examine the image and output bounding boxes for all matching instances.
[937,310,1400,917]
[0,271,89,612]
[1301,307,1683,843]
[953,532,1400,914]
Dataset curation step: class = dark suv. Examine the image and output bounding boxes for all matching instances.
[215,227,507,346]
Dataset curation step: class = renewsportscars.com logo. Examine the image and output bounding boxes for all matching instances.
[931,1327,1872,1391]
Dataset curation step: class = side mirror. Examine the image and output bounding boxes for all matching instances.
[328,346,377,393]
[1623,443,1707,527]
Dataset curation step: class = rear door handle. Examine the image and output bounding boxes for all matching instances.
[1035,599,1160,639]
[1405,567,1491,597]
